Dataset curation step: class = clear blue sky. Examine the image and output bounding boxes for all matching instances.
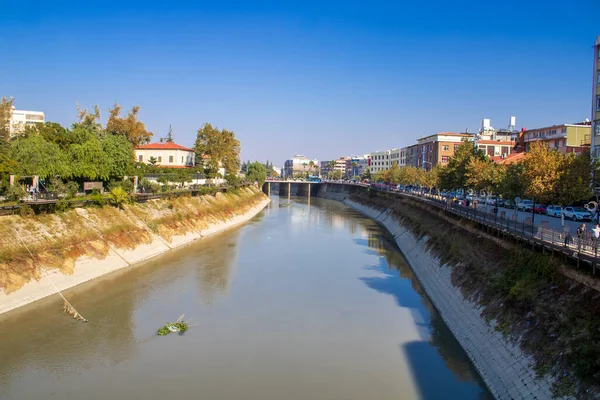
[2,0,599,166]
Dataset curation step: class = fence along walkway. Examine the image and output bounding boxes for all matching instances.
[372,187,600,275]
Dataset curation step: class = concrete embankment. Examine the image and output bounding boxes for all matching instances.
[317,184,555,400]
[0,187,270,315]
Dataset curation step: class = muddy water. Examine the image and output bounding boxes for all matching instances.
[0,197,491,400]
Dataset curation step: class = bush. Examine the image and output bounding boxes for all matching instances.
[109,187,131,208]
[48,178,79,198]
[5,185,27,202]
[91,191,107,207]
[225,173,239,186]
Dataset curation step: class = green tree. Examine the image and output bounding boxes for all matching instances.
[68,134,110,180]
[10,136,70,178]
[106,103,153,146]
[361,167,371,181]
[101,134,134,180]
[422,164,442,192]
[165,124,174,143]
[0,97,14,155]
[246,161,267,186]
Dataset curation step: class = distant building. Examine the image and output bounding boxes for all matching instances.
[8,106,44,136]
[412,133,472,170]
[522,122,591,154]
[135,142,196,168]
[591,36,600,158]
[369,150,391,173]
[283,154,318,178]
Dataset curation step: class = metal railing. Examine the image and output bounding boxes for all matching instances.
[370,186,600,272]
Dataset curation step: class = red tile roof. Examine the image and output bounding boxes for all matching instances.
[136,142,194,151]
[490,151,526,165]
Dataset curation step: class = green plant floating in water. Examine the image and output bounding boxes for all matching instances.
[156,314,193,336]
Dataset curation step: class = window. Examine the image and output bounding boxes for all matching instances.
[563,139,567,147]
[441,156,448,163]
[561,128,567,134]
[597,95,600,110]
[596,121,600,136]
[554,140,560,149]
[501,146,509,155]
[169,156,174,163]
[138,155,143,162]
[181,156,184,163]
[442,145,449,151]
[158,156,162,162]
[597,71,600,85]
[454,144,460,151]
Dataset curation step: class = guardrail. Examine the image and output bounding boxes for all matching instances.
[370,187,600,274]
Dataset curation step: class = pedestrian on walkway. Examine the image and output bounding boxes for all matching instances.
[593,223,600,254]
[577,223,587,253]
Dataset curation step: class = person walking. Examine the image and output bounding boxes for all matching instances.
[593,223,600,255]
[576,223,587,253]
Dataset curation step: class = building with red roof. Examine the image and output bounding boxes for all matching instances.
[135,142,196,168]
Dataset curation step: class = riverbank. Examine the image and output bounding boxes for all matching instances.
[0,187,270,315]
[319,183,566,399]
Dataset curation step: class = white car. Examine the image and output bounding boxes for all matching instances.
[517,200,533,212]
[545,205,562,218]
[563,206,593,221]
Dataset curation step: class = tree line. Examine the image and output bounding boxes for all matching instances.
[372,140,596,206]
[0,97,242,197]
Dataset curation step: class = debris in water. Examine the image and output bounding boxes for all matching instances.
[157,314,195,336]
[63,301,88,322]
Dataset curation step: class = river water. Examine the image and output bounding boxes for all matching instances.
[0,197,491,400]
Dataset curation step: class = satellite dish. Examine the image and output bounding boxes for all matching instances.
[514,197,521,204]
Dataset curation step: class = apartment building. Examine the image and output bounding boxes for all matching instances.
[8,107,45,136]
[411,132,472,170]
[522,123,591,154]
[369,150,391,173]
[284,154,318,177]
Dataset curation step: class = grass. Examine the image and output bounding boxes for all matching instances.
[350,190,600,398]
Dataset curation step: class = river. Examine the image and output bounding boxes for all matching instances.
[0,197,491,400]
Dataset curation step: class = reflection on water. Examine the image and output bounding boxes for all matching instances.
[0,197,490,400]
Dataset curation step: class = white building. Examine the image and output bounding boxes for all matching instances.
[369,150,391,173]
[283,154,319,178]
[135,142,196,168]
[9,107,45,136]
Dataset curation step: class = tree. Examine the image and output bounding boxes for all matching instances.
[165,125,174,143]
[331,170,343,180]
[422,164,442,192]
[522,142,593,226]
[10,135,70,178]
[381,163,402,184]
[73,103,102,133]
[67,134,111,180]
[498,162,525,202]
[439,140,486,190]
[148,156,158,166]
[101,134,135,180]
[194,123,241,175]
[361,167,371,181]
[39,122,70,148]
[246,161,267,186]
[0,97,14,155]
[106,103,153,146]
[465,158,505,196]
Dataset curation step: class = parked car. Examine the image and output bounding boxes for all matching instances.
[546,205,562,218]
[496,198,506,207]
[517,199,534,212]
[533,204,547,214]
[503,199,515,209]
[563,206,593,221]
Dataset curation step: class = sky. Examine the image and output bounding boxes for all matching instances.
[2,0,599,166]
